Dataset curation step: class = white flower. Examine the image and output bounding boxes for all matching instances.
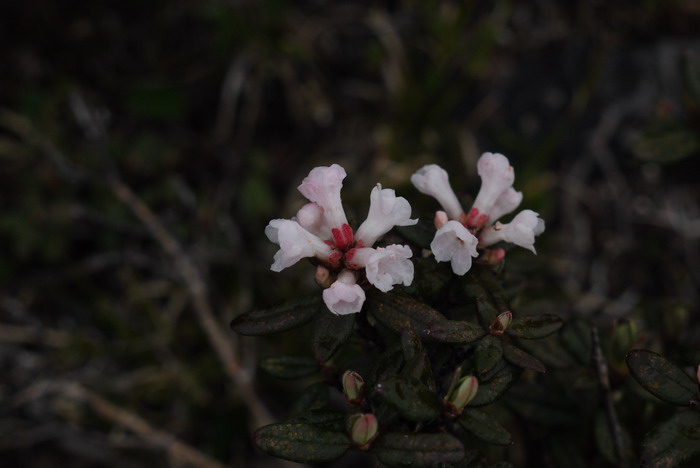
[355,185,418,247]
[347,245,414,292]
[298,164,353,249]
[322,270,366,315]
[295,203,329,239]
[479,210,545,254]
[430,220,479,276]
[487,187,523,224]
[410,164,464,220]
[265,219,335,272]
[468,153,515,227]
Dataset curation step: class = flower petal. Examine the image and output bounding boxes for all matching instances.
[355,184,417,247]
[430,220,479,276]
[410,164,464,220]
[265,219,334,271]
[322,270,366,315]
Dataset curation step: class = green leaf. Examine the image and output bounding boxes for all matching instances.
[367,292,445,336]
[373,432,465,466]
[367,347,405,394]
[424,320,485,344]
[377,376,440,422]
[311,310,354,363]
[286,410,345,430]
[407,257,452,298]
[468,364,519,407]
[459,408,512,445]
[560,318,591,364]
[641,410,700,467]
[626,349,698,406]
[260,356,319,379]
[231,295,321,335]
[475,336,504,376]
[502,341,546,373]
[400,328,436,391]
[290,383,329,415]
[506,314,563,340]
[254,421,349,463]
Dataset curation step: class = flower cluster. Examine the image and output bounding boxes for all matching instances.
[411,152,544,275]
[265,164,417,315]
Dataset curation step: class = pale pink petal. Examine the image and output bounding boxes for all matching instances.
[430,220,479,276]
[355,185,417,247]
[479,210,544,254]
[295,203,330,240]
[487,188,523,224]
[265,219,334,271]
[322,270,366,315]
[350,245,414,292]
[469,153,516,227]
[410,164,464,220]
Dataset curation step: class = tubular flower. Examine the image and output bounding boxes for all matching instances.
[411,152,544,275]
[410,164,464,220]
[322,270,366,315]
[266,164,417,314]
[347,245,414,292]
[431,221,479,276]
[480,210,545,254]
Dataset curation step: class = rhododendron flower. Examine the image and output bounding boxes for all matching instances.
[431,221,479,275]
[480,210,545,254]
[266,164,417,314]
[411,152,544,275]
[322,270,366,315]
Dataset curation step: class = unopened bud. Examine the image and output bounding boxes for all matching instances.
[314,265,333,288]
[347,413,378,449]
[434,210,449,229]
[481,248,506,265]
[612,318,637,357]
[490,311,512,336]
[446,375,478,414]
[342,370,365,404]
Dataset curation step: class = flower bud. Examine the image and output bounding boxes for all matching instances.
[342,370,365,404]
[490,311,512,336]
[347,413,378,449]
[446,375,478,414]
[314,265,333,288]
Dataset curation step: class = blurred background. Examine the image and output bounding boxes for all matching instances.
[1,0,699,466]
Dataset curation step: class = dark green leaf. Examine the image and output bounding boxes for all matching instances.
[290,383,329,415]
[506,314,563,340]
[424,320,485,344]
[286,410,345,430]
[367,348,404,394]
[311,310,354,363]
[468,364,519,407]
[260,356,319,379]
[472,267,511,313]
[560,319,591,364]
[231,294,321,335]
[641,410,700,467]
[367,292,444,336]
[374,432,465,466]
[254,421,349,463]
[626,350,698,406]
[400,329,436,391]
[377,376,440,421]
[502,342,546,373]
[459,408,512,445]
[475,336,503,376]
[408,257,452,298]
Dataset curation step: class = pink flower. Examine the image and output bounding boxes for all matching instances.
[410,164,464,220]
[265,219,337,272]
[430,221,479,276]
[347,245,414,292]
[298,164,354,249]
[322,270,366,315]
[479,210,545,254]
[466,153,517,228]
[355,185,417,247]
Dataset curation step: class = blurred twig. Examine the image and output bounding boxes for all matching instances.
[55,382,229,468]
[591,326,629,468]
